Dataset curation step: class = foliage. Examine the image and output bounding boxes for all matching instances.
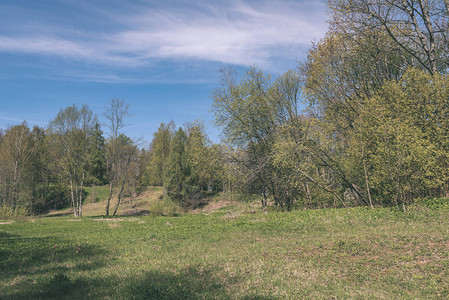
[142,122,174,187]
[0,204,29,220]
[416,197,449,210]
[49,104,97,217]
[86,123,107,185]
[163,127,199,206]
[147,198,183,217]
[212,67,301,210]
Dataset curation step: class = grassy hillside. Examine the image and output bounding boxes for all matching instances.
[1,207,449,299]
[48,187,260,218]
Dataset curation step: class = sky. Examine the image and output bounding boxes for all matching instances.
[0,0,328,145]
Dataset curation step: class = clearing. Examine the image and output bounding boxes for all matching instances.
[1,204,449,299]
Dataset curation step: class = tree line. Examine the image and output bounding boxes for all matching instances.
[0,99,231,216]
[1,0,449,216]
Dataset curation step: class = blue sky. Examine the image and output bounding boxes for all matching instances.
[0,0,328,144]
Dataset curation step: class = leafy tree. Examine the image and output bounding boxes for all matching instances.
[358,69,449,208]
[212,67,302,210]
[86,123,107,185]
[143,122,174,187]
[185,121,220,192]
[49,104,97,217]
[163,127,197,206]
[27,126,52,214]
[0,123,34,208]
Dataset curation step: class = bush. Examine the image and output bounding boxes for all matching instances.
[148,199,182,216]
[0,204,29,220]
[416,197,449,210]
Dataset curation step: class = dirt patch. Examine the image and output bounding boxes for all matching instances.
[0,221,13,225]
[66,219,82,222]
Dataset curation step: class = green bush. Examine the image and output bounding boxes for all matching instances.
[148,199,182,216]
[0,204,29,220]
[416,197,449,210]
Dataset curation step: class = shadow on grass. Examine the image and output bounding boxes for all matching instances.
[122,265,276,300]
[0,231,274,299]
[44,212,72,218]
[0,231,107,299]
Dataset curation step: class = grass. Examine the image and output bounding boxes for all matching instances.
[84,185,111,204]
[47,186,167,217]
[1,207,449,299]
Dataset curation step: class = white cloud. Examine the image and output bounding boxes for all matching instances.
[0,0,328,75]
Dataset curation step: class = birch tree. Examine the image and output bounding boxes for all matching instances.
[50,105,97,217]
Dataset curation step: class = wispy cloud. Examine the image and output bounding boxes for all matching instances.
[0,0,327,80]
[0,115,46,126]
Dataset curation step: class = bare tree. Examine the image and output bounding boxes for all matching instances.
[103,99,129,140]
[329,0,449,75]
[103,99,131,216]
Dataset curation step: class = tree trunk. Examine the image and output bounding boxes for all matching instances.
[113,181,125,216]
[299,169,346,208]
[260,187,267,212]
[106,181,113,216]
[79,172,85,217]
[12,160,19,207]
[362,159,373,209]
[70,176,77,217]
[304,182,312,209]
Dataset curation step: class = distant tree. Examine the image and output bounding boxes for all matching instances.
[185,121,210,191]
[163,127,198,206]
[143,122,174,187]
[103,99,132,216]
[86,123,107,185]
[212,67,302,210]
[111,134,139,216]
[0,122,33,208]
[50,104,97,217]
[27,126,51,214]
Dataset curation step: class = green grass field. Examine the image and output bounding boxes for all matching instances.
[1,207,449,299]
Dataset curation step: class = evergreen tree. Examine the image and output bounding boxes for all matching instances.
[87,123,107,185]
[163,127,199,206]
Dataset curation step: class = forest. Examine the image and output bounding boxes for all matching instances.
[1,0,449,217]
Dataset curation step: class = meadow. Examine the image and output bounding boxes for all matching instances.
[1,202,449,299]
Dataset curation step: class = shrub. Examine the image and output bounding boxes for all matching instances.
[0,204,29,220]
[148,199,182,216]
[416,197,449,210]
